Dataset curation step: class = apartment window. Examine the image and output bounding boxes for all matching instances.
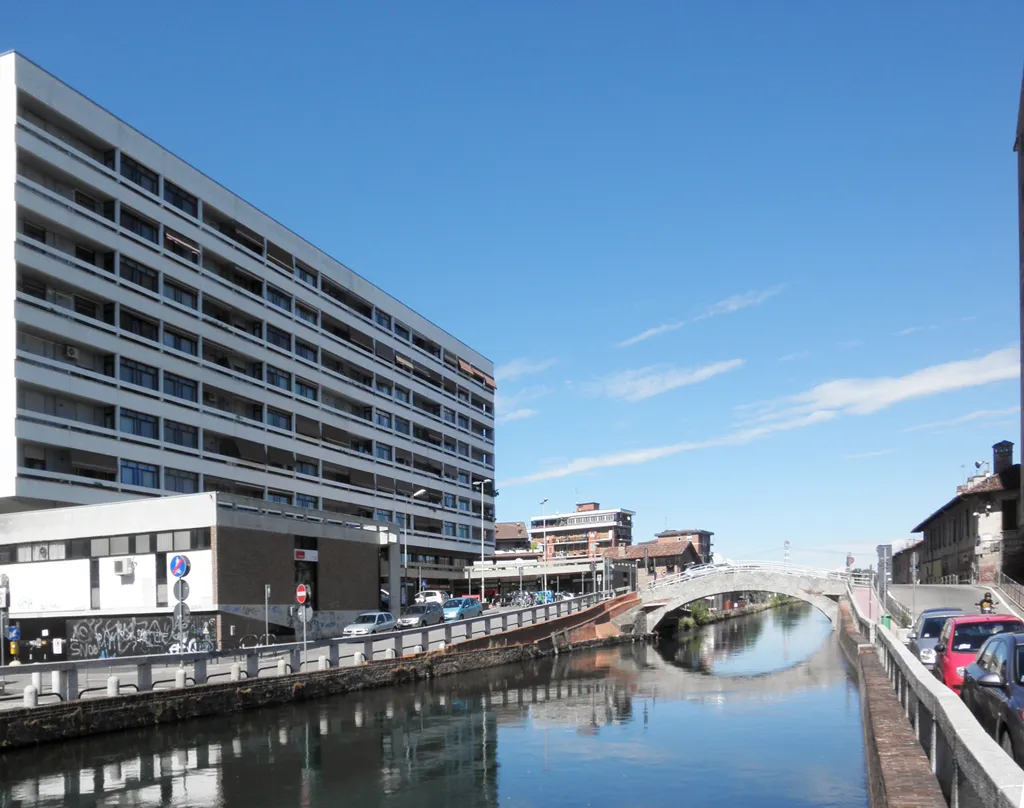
[75,244,96,265]
[266,286,291,312]
[23,220,46,243]
[164,372,198,402]
[297,305,318,326]
[267,408,291,430]
[121,460,159,489]
[1004,499,1019,531]
[295,340,317,362]
[296,493,318,509]
[120,409,158,439]
[296,263,318,287]
[458,498,471,512]
[121,155,159,193]
[120,358,158,390]
[457,389,470,403]
[267,491,292,505]
[375,310,391,329]
[165,228,199,264]
[296,379,318,401]
[395,322,410,340]
[395,416,410,435]
[376,443,393,462]
[375,508,393,522]
[444,493,456,508]
[19,275,46,300]
[120,309,159,341]
[163,329,197,356]
[297,460,318,476]
[164,419,198,448]
[443,438,456,453]
[267,365,291,391]
[119,256,159,292]
[163,279,197,310]
[457,414,469,429]
[266,324,291,350]
[121,207,159,243]
[458,441,469,457]
[458,471,470,484]
[376,410,392,429]
[395,387,409,404]
[443,408,456,424]
[376,379,392,396]
[444,522,456,537]
[457,524,471,539]
[165,468,198,494]
[163,180,198,217]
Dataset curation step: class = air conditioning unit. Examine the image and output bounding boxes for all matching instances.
[113,559,135,576]
[64,345,80,360]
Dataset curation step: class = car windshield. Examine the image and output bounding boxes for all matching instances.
[920,617,951,639]
[443,599,463,608]
[354,614,379,624]
[405,605,427,614]
[951,621,1023,652]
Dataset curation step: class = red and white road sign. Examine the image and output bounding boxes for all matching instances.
[296,584,309,605]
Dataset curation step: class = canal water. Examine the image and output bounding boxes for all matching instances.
[0,603,868,808]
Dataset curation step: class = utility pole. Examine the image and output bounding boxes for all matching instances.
[264,584,270,646]
[540,498,549,594]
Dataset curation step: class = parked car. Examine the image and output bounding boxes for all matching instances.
[933,615,1024,693]
[961,632,1024,763]
[343,611,396,637]
[908,608,963,668]
[443,598,484,622]
[414,590,450,606]
[397,602,444,628]
[554,591,574,601]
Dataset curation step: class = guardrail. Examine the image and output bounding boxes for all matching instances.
[997,572,1024,613]
[646,561,850,592]
[0,589,624,708]
[885,591,913,628]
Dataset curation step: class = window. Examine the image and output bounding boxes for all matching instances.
[165,228,199,264]
[376,410,392,429]
[119,256,159,292]
[458,471,470,484]
[297,460,318,476]
[164,419,198,448]
[23,221,46,243]
[1003,499,1019,531]
[296,380,318,401]
[266,324,291,350]
[164,372,198,402]
[297,305,318,326]
[163,280,197,309]
[375,310,391,329]
[376,443,393,462]
[458,441,469,457]
[457,524,471,539]
[163,180,198,217]
[395,416,410,435]
[121,207,159,243]
[296,493,317,508]
[295,340,317,362]
[163,329,197,356]
[120,358,158,390]
[120,409,158,439]
[267,491,292,505]
[164,468,198,494]
[374,508,392,523]
[457,414,469,429]
[267,365,291,391]
[443,438,456,453]
[951,620,1023,652]
[444,493,456,508]
[267,408,291,430]
[121,459,159,488]
[443,408,456,424]
[121,155,158,193]
[120,309,159,341]
[377,379,392,396]
[296,263,318,286]
[395,322,410,340]
[444,522,457,537]
[266,286,291,311]
[75,244,96,265]
[458,498,471,512]
[395,387,409,404]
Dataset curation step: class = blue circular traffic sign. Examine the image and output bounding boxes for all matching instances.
[7,626,20,641]
[170,554,191,579]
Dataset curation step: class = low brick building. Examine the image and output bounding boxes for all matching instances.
[605,536,702,586]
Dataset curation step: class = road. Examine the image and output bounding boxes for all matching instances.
[888,584,1019,620]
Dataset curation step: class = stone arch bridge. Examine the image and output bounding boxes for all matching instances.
[639,562,849,633]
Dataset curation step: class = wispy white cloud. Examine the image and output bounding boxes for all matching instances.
[894,325,939,337]
[778,351,812,363]
[844,449,896,460]
[903,405,1021,433]
[500,411,835,487]
[616,286,783,348]
[494,357,557,382]
[496,386,549,422]
[497,408,539,424]
[838,339,865,349]
[587,359,744,402]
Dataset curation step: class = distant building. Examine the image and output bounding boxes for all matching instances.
[529,502,634,559]
[494,521,540,559]
[913,441,1020,584]
[604,537,701,586]
[891,540,923,585]
[1016,73,1024,535]
[654,529,714,564]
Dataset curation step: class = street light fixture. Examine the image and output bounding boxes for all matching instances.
[473,478,492,599]
[403,488,428,606]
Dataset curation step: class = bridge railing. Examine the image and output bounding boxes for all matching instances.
[645,561,849,592]
[997,572,1024,613]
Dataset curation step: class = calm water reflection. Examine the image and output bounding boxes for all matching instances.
[0,604,867,808]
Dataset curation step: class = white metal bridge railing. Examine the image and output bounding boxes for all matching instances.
[645,561,850,593]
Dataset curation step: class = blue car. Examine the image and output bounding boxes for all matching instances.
[443,597,483,622]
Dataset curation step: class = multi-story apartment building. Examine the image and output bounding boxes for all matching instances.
[528,502,634,559]
[0,53,496,595]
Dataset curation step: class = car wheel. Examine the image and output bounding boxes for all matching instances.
[1002,730,1016,763]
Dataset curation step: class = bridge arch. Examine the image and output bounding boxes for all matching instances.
[640,566,845,634]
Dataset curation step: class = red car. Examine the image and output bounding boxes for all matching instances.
[933,614,1024,693]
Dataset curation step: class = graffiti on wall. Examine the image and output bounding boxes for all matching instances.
[66,615,217,659]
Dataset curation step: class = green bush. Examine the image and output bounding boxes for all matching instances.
[690,600,711,626]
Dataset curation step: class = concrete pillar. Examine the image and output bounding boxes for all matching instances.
[23,685,37,708]
[193,659,208,685]
[31,671,42,694]
[393,633,404,658]
[50,670,63,699]
[363,638,374,663]
[277,659,288,677]
[106,676,120,697]
[387,538,401,619]
[230,663,241,682]
[501,614,508,632]
[174,669,187,689]
[420,630,430,653]
[245,653,259,680]
[483,616,491,635]
[444,624,453,646]
[329,644,340,667]
[136,662,153,692]
[65,668,79,701]
[289,649,301,673]
[930,720,938,773]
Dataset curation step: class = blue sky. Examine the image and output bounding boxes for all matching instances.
[5,3,1023,567]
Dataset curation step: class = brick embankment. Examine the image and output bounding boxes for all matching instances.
[0,622,639,750]
[839,600,945,808]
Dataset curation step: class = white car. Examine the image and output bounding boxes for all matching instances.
[343,611,396,636]
[415,590,450,605]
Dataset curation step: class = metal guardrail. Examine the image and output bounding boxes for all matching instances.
[884,591,913,628]
[997,572,1024,613]
[646,561,850,592]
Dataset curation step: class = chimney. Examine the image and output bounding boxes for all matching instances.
[993,441,1014,474]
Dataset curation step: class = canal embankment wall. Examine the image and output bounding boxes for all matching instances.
[838,599,945,808]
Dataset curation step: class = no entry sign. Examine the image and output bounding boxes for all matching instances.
[296,584,310,605]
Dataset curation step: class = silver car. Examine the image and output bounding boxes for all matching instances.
[397,602,444,628]
[908,608,962,668]
[342,611,396,637]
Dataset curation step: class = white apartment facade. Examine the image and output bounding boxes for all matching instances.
[528,502,634,559]
[0,53,496,587]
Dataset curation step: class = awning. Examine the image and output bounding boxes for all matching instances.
[457,358,474,375]
[395,354,414,371]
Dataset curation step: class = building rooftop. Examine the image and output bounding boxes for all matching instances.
[495,522,529,542]
[604,539,699,561]
[911,464,1020,533]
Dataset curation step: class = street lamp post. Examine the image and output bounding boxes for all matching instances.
[404,488,428,607]
[540,498,549,595]
[473,478,492,600]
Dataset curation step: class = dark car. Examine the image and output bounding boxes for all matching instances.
[961,632,1024,763]
[908,608,962,669]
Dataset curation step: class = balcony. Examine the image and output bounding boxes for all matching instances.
[203,430,268,466]
[204,475,264,499]
[17,267,115,327]
[322,313,375,356]
[202,383,263,424]
[202,339,263,381]
[322,278,372,320]
[18,151,116,223]
[20,440,118,484]
[203,251,264,297]
[19,94,116,169]
[202,205,265,257]
[202,294,263,340]
[17,327,114,378]
[17,383,114,431]
[321,350,374,389]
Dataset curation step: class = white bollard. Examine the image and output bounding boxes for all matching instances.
[435,641,446,653]
[23,684,37,707]
[353,651,366,665]
[277,659,288,677]
[174,669,187,689]
[31,671,42,694]
[106,676,120,697]
[230,663,241,682]
[318,655,328,671]
[384,648,396,659]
